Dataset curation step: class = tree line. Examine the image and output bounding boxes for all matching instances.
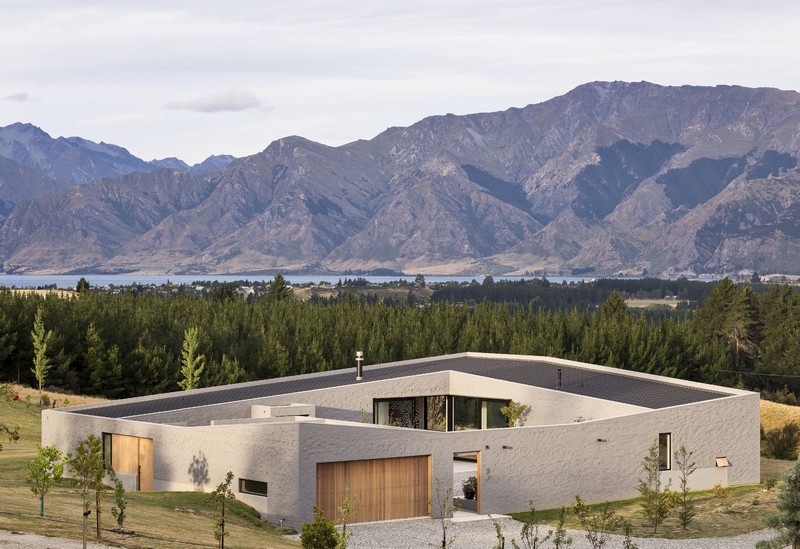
[0,277,797,400]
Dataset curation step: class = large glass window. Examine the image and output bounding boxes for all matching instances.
[374,398,418,428]
[452,397,481,431]
[659,433,671,470]
[485,401,508,429]
[426,396,447,431]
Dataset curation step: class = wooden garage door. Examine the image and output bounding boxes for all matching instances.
[110,434,153,491]
[317,455,430,522]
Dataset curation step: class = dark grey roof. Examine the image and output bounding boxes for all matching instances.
[75,355,730,419]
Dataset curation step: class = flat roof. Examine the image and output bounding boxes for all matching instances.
[73,354,731,419]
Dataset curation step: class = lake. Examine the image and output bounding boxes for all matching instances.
[0,273,596,289]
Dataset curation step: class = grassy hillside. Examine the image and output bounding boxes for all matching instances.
[761,399,800,432]
[0,386,297,548]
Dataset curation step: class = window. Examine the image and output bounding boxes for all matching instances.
[102,432,112,468]
[485,401,508,429]
[658,433,671,470]
[239,478,268,497]
[374,398,418,428]
[426,396,447,431]
[452,396,481,431]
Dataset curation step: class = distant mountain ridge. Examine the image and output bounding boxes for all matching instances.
[1,81,799,277]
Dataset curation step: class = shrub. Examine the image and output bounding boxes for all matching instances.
[712,481,728,499]
[762,422,800,460]
[300,507,338,549]
[765,477,778,491]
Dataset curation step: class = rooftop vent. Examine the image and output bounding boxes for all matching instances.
[356,351,364,381]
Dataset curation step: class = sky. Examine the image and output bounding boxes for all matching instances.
[2,0,799,164]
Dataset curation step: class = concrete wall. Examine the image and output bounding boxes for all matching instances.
[290,392,759,525]
[42,410,303,526]
[42,362,759,530]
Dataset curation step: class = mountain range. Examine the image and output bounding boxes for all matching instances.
[0,81,799,277]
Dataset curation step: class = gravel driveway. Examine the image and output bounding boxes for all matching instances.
[341,515,776,549]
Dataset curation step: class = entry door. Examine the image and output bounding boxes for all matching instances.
[111,434,154,491]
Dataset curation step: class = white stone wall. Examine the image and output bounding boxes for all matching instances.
[290,392,759,525]
[41,353,759,530]
[42,410,303,526]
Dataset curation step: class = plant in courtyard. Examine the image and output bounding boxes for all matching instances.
[758,459,800,549]
[461,475,477,499]
[551,507,573,548]
[510,501,552,549]
[573,496,622,549]
[210,471,235,549]
[336,487,356,549]
[1,384,21,451]
[27,445,64,517]
[500,400,529,427]
[432,476,458,548]
[636,440,671,534]
[711,481,728,498]
[67,434,105,544]
[31,306,53,406]
[178,326,205,391]
[673,443,696,530]
[109,469,127,531]
[301,507,338,549]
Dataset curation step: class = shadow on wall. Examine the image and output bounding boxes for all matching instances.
[188,451,210,491]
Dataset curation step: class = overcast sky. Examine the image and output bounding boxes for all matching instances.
[2,1,798,164]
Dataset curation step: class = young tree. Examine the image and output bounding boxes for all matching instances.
[178,326,205,391]
[674,443,697,530]
[1,384,21,451]
[511,501,552,549]
[636,441,671,534]
[336,487,356,549]
[67,434,104,545]
[432,477,458,548]
[210,471,235,549]
[30,306,53,405]
[573,496,622,549]
[109,469,127,532]
[27,445,64,517]
[758,459,800,549]
[551,507,573,548]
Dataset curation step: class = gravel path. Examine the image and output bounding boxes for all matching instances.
[339,516,776,549]
[0,530,116,548]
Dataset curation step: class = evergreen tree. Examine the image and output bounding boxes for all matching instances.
[30,306,53,405]
[267,274,293,302]
[758,459,800,548]
[637,441,671,533]
[178,326,205,391]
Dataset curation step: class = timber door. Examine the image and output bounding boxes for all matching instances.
[316,455,430,522]
[110,434,154,491]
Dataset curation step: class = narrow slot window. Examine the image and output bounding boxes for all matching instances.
[239,478,268,497]
[658,433,671,470]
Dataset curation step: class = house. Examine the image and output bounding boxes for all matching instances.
[42,352,760,528]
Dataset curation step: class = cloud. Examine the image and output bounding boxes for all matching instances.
[164,89,265,113]
[3,92,38,102]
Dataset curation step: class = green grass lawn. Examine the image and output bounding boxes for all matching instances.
[0,393,298,548]
[509,462,793,540]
